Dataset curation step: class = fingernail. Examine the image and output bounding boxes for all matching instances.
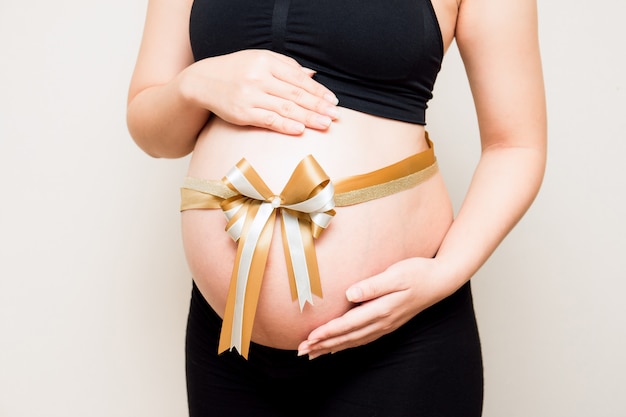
[324,93,339,105]
[326,106,340,119]
[289,121,305,134]
[297,348,310,357]
[317,115,332,128]
[302,67,317,76]
[346,287,362,302]
[308,352,322,360]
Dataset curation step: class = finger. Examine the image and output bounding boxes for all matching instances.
[266,50,302,68]
[247,108,305,135]
[306,300,406,356]
[345,272,408,304]
[298,293,409,358]
[266,79,340,120]
[307,321,391,359]
[269,54,318,78]
[305,302,380,344]
[270,62,339,105]
[257,95,334,131]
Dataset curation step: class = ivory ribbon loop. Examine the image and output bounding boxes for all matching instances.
[217,155,335,358]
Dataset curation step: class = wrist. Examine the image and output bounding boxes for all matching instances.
[390,256,464,307]
[429,254,472,300]
[175,66,209,114]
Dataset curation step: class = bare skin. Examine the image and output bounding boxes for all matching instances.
[127,0,546,357]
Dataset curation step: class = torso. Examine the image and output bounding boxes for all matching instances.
[182,0,459,349]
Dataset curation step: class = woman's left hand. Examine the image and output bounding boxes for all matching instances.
[297,256,453,359]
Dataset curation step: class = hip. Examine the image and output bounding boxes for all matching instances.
[185,280,483,417]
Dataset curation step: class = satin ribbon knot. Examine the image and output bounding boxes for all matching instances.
[218,155,336,358]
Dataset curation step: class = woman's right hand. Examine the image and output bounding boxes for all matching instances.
[178,50,340,135]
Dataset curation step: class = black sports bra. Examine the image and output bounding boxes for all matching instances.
[189,0,444,124]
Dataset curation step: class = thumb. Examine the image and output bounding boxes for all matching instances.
[345,273,390,303]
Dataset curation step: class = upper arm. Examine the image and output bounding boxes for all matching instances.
[128,0,195,103]
[455,0,547,150]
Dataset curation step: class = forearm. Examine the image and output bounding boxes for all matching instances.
[126,71,210,159]
[435,143,547,293]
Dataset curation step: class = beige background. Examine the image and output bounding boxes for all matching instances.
[1,0,625,416]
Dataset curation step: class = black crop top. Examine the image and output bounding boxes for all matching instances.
[189,0,444,124]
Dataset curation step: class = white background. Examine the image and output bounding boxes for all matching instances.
[1,1,625,416]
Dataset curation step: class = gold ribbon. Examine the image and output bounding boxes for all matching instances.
[185,156,336,358]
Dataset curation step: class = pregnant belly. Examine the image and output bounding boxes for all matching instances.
[181,111,453,349]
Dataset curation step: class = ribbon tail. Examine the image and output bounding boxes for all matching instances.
[301,219,323,300]
[219,203,276,358]
[281,212,322,310]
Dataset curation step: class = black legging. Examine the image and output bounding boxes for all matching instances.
[186,280,483,417]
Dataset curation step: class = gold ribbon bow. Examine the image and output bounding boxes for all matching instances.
[216,155,335,358]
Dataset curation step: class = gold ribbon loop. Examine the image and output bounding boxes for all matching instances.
[213,155,335,358]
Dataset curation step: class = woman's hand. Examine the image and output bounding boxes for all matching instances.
[297,257,453,359]
[178,49,340,135]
